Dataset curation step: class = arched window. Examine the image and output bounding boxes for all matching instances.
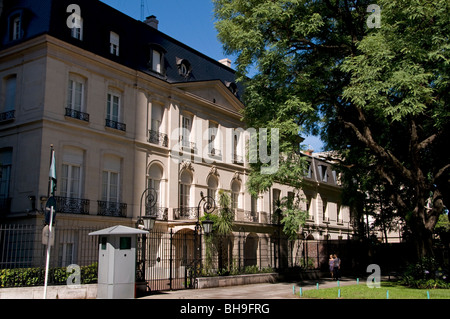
[179,170,192,209]
[207,175,218,202]
[231,180,240,210]
[148,164,163,208]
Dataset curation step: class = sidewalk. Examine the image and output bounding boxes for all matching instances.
[141,277,362,299]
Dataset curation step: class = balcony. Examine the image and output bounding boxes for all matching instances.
[174,207,197,220]
[65,108,90,122]
[54,196,90,214]
[145,206,168,221]
[148,130,168,147]
[0,110,15,123]
[105,119,126,132]
[97,200,127,217]
[208,148,222,158]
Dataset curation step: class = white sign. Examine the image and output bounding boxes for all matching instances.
[42,225,55,246]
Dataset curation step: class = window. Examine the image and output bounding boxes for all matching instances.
[151,104,163,132]
[70,17,83,40]
[179,170,192,208]
[149,44,166,74]
[67,75,85,112]
[12,15,21,40]
[2,75,17,120]
[61,147,84,199]
[322,198,328,221]
[176,58,191,78]
[0,149,12,202]
[208,122,219,156]
[106,93,120,123]
[181,115,192,148]
[110,32,119,56]
[61,164,81,198]
[231,180,241,210]
[319,165,328,182]
[102,171,118,203]
[58,243,74,267]
[148,164,163,209]
[306,195,313,219]
[207,175,218,202]
[8,13,23,41]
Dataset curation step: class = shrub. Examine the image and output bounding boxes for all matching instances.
[400,257,450,289]
[0,263,98,288]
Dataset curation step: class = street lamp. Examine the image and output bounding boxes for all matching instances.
[197,191,216,235]
[137,187,157,231]
[135,187,157,295]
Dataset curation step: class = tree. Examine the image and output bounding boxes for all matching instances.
[214,0,450,259]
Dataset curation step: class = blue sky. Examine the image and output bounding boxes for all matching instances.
[100,0,324,152]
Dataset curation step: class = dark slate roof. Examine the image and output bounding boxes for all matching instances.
[0,0,243,99]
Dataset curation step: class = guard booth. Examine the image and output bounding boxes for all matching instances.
[89,225,148,299]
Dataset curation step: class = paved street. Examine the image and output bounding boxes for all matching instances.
[141,277,361,299]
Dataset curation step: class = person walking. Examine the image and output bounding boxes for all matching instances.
[328,254,335,279]
[333,254,341,280]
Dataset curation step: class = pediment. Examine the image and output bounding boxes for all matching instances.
[172,80,244,115]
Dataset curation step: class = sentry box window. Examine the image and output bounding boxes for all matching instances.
[101,237,107,250]
[120,237,131,250]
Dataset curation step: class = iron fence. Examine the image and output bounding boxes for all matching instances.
[0,224,100,287]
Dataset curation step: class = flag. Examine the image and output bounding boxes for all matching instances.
[49,148,57,196]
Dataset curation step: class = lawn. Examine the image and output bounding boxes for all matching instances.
[298,281,450,299]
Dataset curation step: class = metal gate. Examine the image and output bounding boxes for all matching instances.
[138,228,201,292]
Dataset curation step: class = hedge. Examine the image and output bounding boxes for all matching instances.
[0,263,98,288]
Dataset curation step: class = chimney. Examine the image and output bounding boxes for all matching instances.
[219,58,232,68]
[304,149,314,156]
[144,15,159,29]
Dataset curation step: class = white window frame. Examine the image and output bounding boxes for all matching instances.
[67,76,85,112]
[110,31,119,56]
[71,17,83,40]
[106,92,121,123]
[61,163,82,199]
[102,170,119,203]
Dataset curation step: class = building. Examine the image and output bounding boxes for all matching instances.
[0,0,352,273]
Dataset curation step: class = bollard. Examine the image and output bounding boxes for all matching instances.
[337,280,340,287]
[357,278,359,285]
[338,289,341,298]
[427,291,430,300]
[386,290,389,299]
[300,287,303,297]
[293,285,295,295]
[316,283,319,290]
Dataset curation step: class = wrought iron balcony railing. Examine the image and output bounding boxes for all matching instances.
[148,130,168,147]
[65,108,90,122]
[105,119,126,132]
[54,196,90,214]
[97,200,127,217]
[0,110,15,123]
[174,207,197,220]
[145,206,168,221]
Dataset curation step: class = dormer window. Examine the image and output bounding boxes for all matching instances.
[148,44,166,75]
[176,58,192,78]
[225,81,238,96]
[70,17,83,40]
[8,11,24,41]
[110,32,119,56]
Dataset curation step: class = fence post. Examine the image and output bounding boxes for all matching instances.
[169,228,173,290]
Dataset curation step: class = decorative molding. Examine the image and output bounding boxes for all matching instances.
[180,160,194,172]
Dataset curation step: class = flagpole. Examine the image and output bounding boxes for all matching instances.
[47,145,54,198]
[43,205,54,299]
[44,144,56,299]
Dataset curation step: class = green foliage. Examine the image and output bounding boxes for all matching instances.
[214,0,450,258]
[0,263,98,288]
[399,258,450,289]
